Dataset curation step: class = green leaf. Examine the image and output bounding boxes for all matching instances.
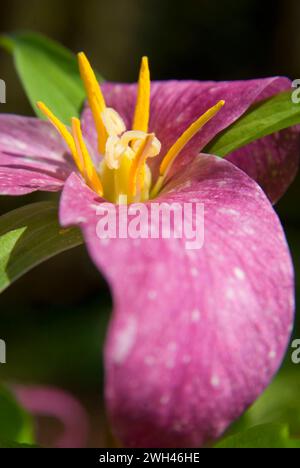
[0,202,83,294]
[205,91,300,157]
[241,371,300,438]
[0,440,37,448]
[0,385,34,445]
[0,31,93,123]
[215,423,300,449]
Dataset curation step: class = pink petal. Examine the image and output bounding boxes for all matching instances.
[226,78,300,204]
[0,115,74,195]
[81,77,299,203]
[14,385,89,448]
[227,128,300,204]
[59,155,294,448]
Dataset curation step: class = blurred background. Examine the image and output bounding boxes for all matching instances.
[0,0,299,447]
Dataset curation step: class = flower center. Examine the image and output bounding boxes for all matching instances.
[37,55,225,204]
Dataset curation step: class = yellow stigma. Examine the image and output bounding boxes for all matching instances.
[150,100,225,198]
[71,118,103,197]
[78,52,108,155]
[160,100,225,176]
[37,101,83,173]
[37,102,103,197]
[37,54,225,204]
[133,57,151,132]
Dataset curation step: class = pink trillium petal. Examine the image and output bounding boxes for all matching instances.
[0,115,74,195]
[227,128,300,204]
[81,77,299,202]
[59,154,294,448]
[226,77,300,204]
[14,385,89,448]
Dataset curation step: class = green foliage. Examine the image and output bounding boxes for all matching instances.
[0,385,34,446]
[215,423,300,448]
[0,30,300,448]
[0,31,96,123]
[215,368,300,448]
[206,91,300,157]
[0,202,83,293]
[240,371,300,438]
[0,441,36,448]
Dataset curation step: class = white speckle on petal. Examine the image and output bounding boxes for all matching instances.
[243,225,256,236]
[160,395,170,406]
[269,350,276,360]
[289,294,295,309]
[15,141,27,151]
[100,238,111,246]
[180,181,192,190]
[91,204,101,211]
[112,318,137,364]
[175,115,185,124]
[234,267,245,281]
[30,179,45,185]
[211,375,221,388]
[186,250,197,260]
[215,421,228,437]
[148,290,157,301]
[226,287,235,300]
[218,208,240,217]
[173,421,184,432]
[191,309,201,322]
[190,268,198,278]
[77,217,87,224]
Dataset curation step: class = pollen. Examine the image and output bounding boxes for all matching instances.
[37,55,225,204]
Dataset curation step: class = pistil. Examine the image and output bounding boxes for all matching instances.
[37,54,225,205]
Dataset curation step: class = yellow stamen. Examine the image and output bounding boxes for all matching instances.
[129,134,155,197]
[133,57,151,133]
[37,101,83,173]
[72,118,104,197]
[160,100,225,176]
[38,54,226,205]
[151,100,225,198]
[78,52,108,154]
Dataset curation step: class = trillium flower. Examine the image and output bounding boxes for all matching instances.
[0,53,298,448]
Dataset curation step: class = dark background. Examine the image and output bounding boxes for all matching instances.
[0,0,299,447]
